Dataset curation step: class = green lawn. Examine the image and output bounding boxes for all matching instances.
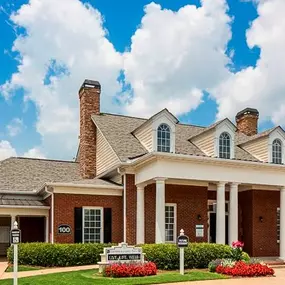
[0,269,226,285]
[5,265,44,273]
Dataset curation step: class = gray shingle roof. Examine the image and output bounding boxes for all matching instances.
[238,127,278,145]
[0,157,117,192]
[0,198,46,207]
[93,113,260,163]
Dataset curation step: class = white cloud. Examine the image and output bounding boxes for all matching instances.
[0,141,17,160]
[23,147,45,159]
[123,0,232,117]
[212,0,285,125]
[1,0,122,159]
[6,118,25,137]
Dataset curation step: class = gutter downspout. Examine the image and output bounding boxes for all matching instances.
[45,186,54,244]
[117,167,127,243]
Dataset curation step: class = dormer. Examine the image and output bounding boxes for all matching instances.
[132,109,178,153]
[190,119,236,159]
[239,126,285,164]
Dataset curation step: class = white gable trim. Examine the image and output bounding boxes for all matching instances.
[268,127,285,164]
[214,120,236,159]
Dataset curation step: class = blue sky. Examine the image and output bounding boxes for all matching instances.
[0,0,283,160]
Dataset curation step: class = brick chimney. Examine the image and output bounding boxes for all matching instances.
[236,108,259,136]
[79,79,101,179]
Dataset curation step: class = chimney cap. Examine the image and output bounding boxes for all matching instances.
[80,79,101,91]
[236,107,259,121]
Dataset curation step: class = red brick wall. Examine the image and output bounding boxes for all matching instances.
[239,190,280,257]
[53,193,123,243]
[144,184,208,243]
[251,190,279,257]
[126,174,137,245]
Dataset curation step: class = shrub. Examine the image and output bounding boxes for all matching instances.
[103,262,157,278]
[7,243,114,267]
[231,241,244,261]
[142,243,234,270]
[216,261,274,277]
[241,252,250,262]
[208,259,222,272]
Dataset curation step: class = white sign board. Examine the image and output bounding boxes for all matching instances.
[196,225,204,237]
[98,242,145,273]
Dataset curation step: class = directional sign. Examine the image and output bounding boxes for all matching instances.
[10,229,21,245]
[177,234,189,247]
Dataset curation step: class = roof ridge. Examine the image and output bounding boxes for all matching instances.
[97,112,148,121]
[7,157,77,164]
[178,122,206,128]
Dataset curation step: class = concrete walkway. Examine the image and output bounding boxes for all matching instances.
[0,264,99,280]
[0,261,8,279]
[161,268,285,285]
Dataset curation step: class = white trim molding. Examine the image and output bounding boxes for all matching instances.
[136,184,145,244]
[82,207,104,244]
[53,186,122,196]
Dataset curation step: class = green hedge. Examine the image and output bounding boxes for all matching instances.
[7,242,247,269]
[142,243,234,270]
[7,243,114,267]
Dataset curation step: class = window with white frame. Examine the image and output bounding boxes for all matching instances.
[165,204,177,242]
[157,124,171,152]
[219,132,231,159]
[272,139,282,164]
[83,208,103,243]
[277,207,280,242]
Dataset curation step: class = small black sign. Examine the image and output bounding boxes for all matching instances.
[58,225,71,234]
[177,235,189,247]
[107,254,142,261]
[10,229,21,244]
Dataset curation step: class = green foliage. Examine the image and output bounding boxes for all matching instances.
[208,259,222,272]
[241,252,250,262]
[142,243,234,270]
[7,243,114,267]
[7,242,249,270]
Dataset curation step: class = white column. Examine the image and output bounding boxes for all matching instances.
[136,185,145,244]
[216,182,226,244]
[280,187,285,260]
[45,216,49,243]
[155,178,166,243]
[229,183,239,246]
[11,215,16,230]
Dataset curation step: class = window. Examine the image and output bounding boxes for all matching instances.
[219,132,231,159]
[165,204,176,242]
[157,124,171,152]
[272,139,282,164]
[83,208,103,243]
[277,207,280,242]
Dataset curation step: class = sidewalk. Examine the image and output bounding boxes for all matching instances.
[0,261,8,279]
[160,268,285,285]
[0,264,98,280]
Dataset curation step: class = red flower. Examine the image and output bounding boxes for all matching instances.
[232,241,244,248]
[103,262,157,278]
[216,261,274,277]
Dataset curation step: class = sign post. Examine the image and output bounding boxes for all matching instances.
[10,221,21,285]
[177,229,189,275]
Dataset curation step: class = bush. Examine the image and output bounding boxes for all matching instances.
[142,243,234,270]
[208,259,222,272]
[216,261,274,277]
[103,262,157,278]
[8,242,247,270]
[7,243,114,267]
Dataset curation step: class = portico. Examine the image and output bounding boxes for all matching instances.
[132,152,285,259]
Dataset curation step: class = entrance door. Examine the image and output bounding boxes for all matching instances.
[209,213,229,244]
[0,226,10,256]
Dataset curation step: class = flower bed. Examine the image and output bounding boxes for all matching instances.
[216,261,274,277]
[103,262,157,278]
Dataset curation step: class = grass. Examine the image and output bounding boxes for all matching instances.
[0,269,227,285]
[5,265,44,272]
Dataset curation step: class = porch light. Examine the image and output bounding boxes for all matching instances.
[259,216,263,223]
[197,214,202,221]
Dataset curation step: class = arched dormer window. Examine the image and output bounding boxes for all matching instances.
[157,124,171,152]
[272,139,282,164]
[219,132,231,159]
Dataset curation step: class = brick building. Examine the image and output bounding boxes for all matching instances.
[0,79,285,260]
